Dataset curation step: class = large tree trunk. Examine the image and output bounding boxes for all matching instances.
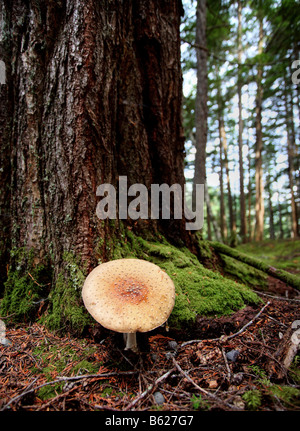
[0,1,193,295]
[192,0,207,210]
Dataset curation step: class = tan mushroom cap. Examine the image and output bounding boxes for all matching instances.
[82,258,175,333]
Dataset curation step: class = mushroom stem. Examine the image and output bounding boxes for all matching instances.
[124,332,138,352]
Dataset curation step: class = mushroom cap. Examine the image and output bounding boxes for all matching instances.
[82,258,175,333]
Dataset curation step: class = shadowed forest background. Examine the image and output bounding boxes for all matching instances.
[182,0,299,245]
[0,0,299,413]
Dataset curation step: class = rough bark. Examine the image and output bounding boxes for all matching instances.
[221,114,236,243]
[205,182,221,242]
[237,0,246,243]
[216,77,227,243]
[284,73,299,239]
[192,0,207,209]
[277,195,284,240]
[218,136,227,242]
[247,135,253,241]
[0,1,11,284]
[266,173,275,240]
[0,0,192,290]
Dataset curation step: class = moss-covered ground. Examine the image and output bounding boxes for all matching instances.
[1,236,299,412]
[110,232,260,331]
[0,248,52,321]
[1,297,299,412]
[236,239,300,273]
[0,231,261,334]
[217,239,300,291]
[31,340,100,400]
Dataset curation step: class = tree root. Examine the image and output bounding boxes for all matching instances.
[209,241,300,291]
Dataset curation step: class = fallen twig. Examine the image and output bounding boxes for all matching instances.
[181,301,271,347]
[225,301,271,340]
[124,368,175,411]
[172,357,241,410]
[221,347,231,382]
[210,241,300,291]
[36,385,79,411]
[254,290,300,303]
[27,272,51,288]
[1,371,138,411]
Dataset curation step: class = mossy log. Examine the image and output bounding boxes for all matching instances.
[210,241,300,291]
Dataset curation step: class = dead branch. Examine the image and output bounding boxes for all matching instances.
[172,357,241,410]
[221,347,231,382]
[210,241,300,291]
[284,329,300,369]
[267,326,300,378]
[0,371,138,411]
[36,385,79,411]
[254,290,300,303]
[225,301,271,340]
[124,368,175,411]
[181,301,271,347]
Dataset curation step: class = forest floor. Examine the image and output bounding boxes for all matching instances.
[0,241,299,412]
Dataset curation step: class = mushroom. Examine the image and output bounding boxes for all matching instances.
[82,258,175,352]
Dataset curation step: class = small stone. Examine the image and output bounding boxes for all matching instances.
[226,349,240,362]
[0,338,12,347]
[151,353,159,362]
[209,379,218,389]
[291,320,300,330]
[168,340,178,351]
[233,395,245,410]
[153,391,165,405]
[232,372,243,385]
[165,351,175,360]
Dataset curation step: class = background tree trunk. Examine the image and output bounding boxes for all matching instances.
[237,0,246,243]
[266,173,275,240]
[216,73,227,243]
[0,0,191,294]
[192,0,207,210]
[220,115,236,244]
[254,5,264,242]
[284,74,299,239]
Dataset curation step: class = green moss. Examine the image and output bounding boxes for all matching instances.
[73,359,100,375]
[110,232,261,329]
[0,248,52,320]
[191,394,210,410]
[243,364,300,410]
[268,385,300,408]
[242,389,262,410]
[237,239,300,273]
[31,341,99,400]
[210,241,300,290]
[219,253,268,289]
[41,252,93,333]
